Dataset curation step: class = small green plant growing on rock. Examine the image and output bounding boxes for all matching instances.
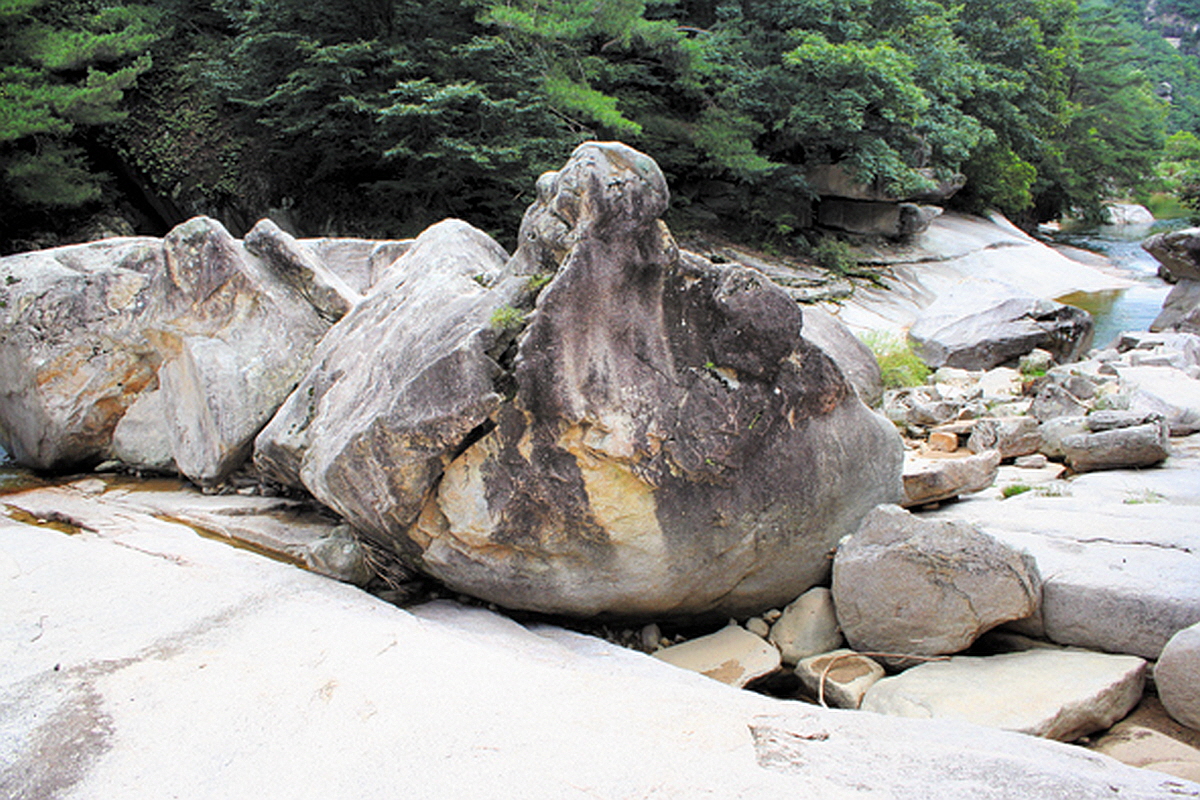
[527,273,553,292]
[860,331,931,389]
[1001,483,1032,499]
[814,238,858,276]
[489,305,527,332]
[1123,489,1165,505]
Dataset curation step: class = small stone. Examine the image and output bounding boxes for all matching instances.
[763,608,783,623]
[745,617,771,639]
[927,430,959,453]
[1014,454,1048,469]
[902,449,1001,507]
[1020,349,1055,374]
[69,478,108,496]
[654,624,782,689]
[640,623,663,653]
[768,587,843,665]
[796,649,885,709]
[967,416,1041,459]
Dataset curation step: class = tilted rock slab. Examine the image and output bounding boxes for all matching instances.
[901,448,1001,507]
[261,142,904,618]
[0,218,333,484]
[861,649,1147,742]
[653,624,782,688]
[909,290,1094,371]
[833,504,1040,659]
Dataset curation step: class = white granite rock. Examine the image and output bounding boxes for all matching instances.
[796,649,885,709]
[654,624,783,688]
[1,512,1193,799]
[862,649,1147,741]
[768,587,843,665]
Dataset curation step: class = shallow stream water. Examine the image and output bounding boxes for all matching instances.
[1048,220,1181,349]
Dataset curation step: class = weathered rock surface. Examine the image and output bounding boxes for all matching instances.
[329,142,901,619]
[0,218,333,485]
[1153,279,1200,334]
[818,199,942,237]
[298,236,412,294]
[861,649,1147,741]
[653,624,782,688]
[1158,622,1200,731]
[925,434,1200,659]
[243,218,362,321]
[4,515,1190,800]
[1089,696,1200,782]
[967,416,1041,459]
[902,448,1001,507]
[908,291,1094,371]
[1116,364,1200,435]
[1143,227,1200,283]
[768,587,843,665]
[796,649,885,709]
[832,505,1040,660]
[1060,413,1170,472]
[797,304,884,406]
[253,217,519,543]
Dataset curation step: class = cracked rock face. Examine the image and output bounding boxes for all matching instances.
[0,219,332,484]
[832,504,1041,660]
[399,142,904,618]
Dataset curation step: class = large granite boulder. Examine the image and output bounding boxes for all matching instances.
[909,291,1094,371]
[832,505,1040,660]
[262,142,904,619]
[0,219,332,484]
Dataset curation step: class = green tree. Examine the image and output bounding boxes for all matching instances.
[1,0,158,234]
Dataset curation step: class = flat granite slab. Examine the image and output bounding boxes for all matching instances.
[2,514,1194,799]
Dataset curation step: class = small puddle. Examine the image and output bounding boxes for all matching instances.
[154,513,309,569]
[3,505,86,535]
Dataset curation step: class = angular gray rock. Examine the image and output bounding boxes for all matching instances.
[298,236,413,294]
[967,416,1041,459]
[1031,383,1090,422]
[909,292,1094,371]
[253,217,520,540]
[1117,364,1200,435]
[0,218,332,484]
[1142,227,1200,283]
[861,649,1147,741]
[902,449,1001,507]
[1039,416,1089,458]
[1152,279,1200,334]
[244,218,362,321]
[1060,416,1170,473]
[1158,622,1200,730]
[832,505,1040,659]
[404,143,904,618]
[768,587,843,665]
[798,305,884,406]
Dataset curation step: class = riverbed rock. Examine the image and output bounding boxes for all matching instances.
[967,416,1041,459]
[796,649,885,709]
[1031,382,1090,422]
[797,304,884,406]
[404,143,903,618]
[832,505,1040,661]
[908,291,1094,371]
[1116,364,1200,434]
[0,218,332,484]
[1060,414,1170,473]
[861,649,1147,741]
[653,624,782,688]
[1158,622,1200,731]
[5,517,1190,800]
[1143,227,1200,283]
[244,218,361,321]
[902,449,1001,507]
[253,217,520,537]
[1152,279,1200,334]
[768,587,843,665]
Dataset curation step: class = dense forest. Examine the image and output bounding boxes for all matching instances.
[5,0,1200,252]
